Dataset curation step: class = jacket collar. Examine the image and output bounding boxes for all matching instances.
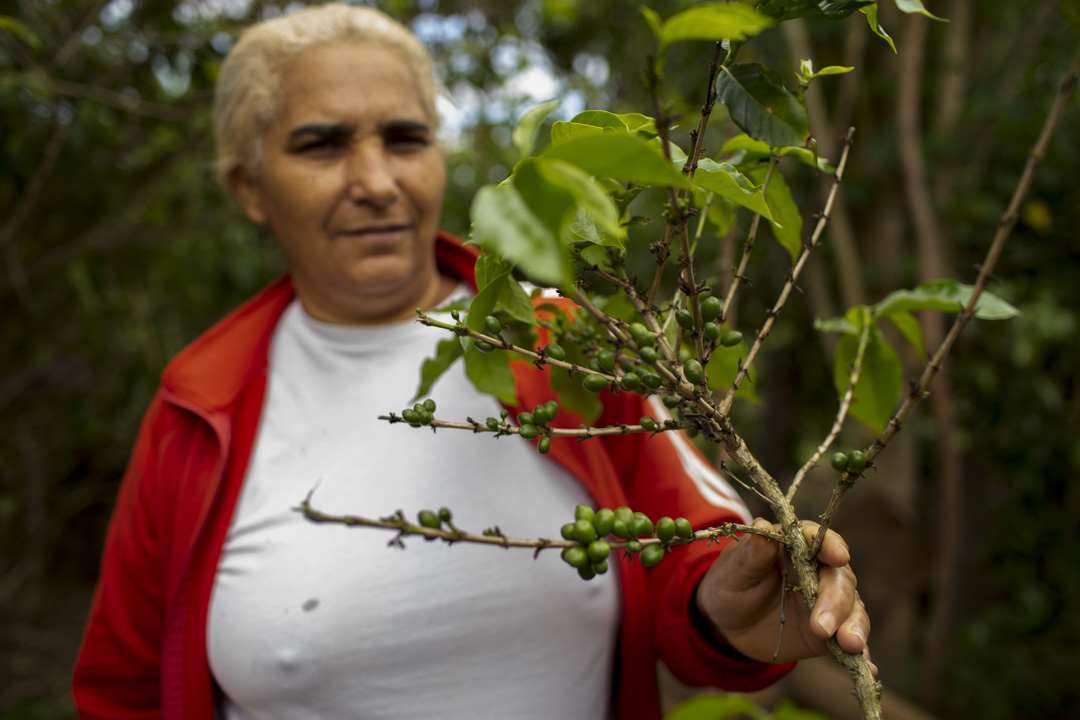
[161,231,479,414]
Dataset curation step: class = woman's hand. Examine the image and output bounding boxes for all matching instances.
[695,518,875,671]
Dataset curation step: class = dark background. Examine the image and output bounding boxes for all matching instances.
[2,1,1078,717]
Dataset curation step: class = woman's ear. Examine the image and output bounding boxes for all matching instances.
[227,166,268,226]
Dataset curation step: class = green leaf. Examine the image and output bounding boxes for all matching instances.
[543,133,691,188]
[640,5,663,37]
[834,325,903,433]
[748,165,802,264]
[814,315,859,335]
[885,309,926,361]
[470,183,566,286]
[414,337,464,401]
[810,65,855,78]
[874,279,1020,321]
[772,698,836,720]
[693,159,774,222]
[499,276,538,325]
[466,270,510,334]
[465,342,518,404]
[893,0,948,21]
[716,63,811,149]
[538,159,624,245]
[475,251,511,290]
[551,121,609,145]
[657,4,775,54]
[512,99,560,158]
[665,693,768,720]
[720,133,833,172]
[861,5,897,53]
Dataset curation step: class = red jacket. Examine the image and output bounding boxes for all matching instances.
[73,232,791,719]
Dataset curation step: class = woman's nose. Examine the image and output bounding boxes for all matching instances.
[344,147,398,208]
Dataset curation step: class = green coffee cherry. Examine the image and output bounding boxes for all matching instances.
[564,546,589,569]
[597,349,616,372]
[577,565,597,581]
[518,412,535,426]
[675,309,694,330]
[544,343,566,361]
[640,417,657,432]
[684,359,704,384]
[640,544,666,567]
[630,323,656,347]
[720,330,743,347]
[831,452,849,472]
[700,296,721,322]
[656,517,676,543]
[614,507,634,524]
[561,522,577,541]
[675,517,693,539]
[847,450,867,473]
[486,416,501,430]
[475,340,495,353]
[484,315,502,336]
[703,322,721,342]
[588,358,602,372]
[575,504,595,523]
[531,405,549,425]
[662,395,681,409]
[402,408,420,424]
[423,398,437,413]
[593,508,615,537]
[544,400,559,420]
[620,372,642,391]
[438,507,453,523]
[417,410,432,425]
[583,374,609,393]
[418,510,441,529]
[611,519,630,539]
[630,512,654,537]
[626,539,642,554]
[588,540,611,562]
[592,560,609,575]
[639,347,658,365]
[538,436,551,455]
[574,519,598,544]
[518,424,539,439]
[641,372,662,389]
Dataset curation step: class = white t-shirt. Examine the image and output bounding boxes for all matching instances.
[207,297,621,719]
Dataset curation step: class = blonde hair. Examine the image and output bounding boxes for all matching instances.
[214,2,437,185]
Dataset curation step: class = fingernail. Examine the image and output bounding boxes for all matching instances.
[852,626,867,648]
[818,612,837,636]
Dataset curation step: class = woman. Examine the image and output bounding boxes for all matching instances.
[73,5,870,719]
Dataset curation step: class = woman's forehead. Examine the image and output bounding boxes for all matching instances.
[274,42,430,127]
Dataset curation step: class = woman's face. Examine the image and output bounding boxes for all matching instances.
[233,40,447,324]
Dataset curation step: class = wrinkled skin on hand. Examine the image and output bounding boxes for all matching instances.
[695,518,876,672]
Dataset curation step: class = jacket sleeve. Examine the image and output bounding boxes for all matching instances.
[73,392,169,720]
[599,391,795,691]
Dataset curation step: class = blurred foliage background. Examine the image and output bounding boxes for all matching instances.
[1,0,1077,718]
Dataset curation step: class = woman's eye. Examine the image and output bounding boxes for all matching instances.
[388,134,428,150]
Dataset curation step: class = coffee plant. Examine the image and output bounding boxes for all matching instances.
[300,2,1080,718]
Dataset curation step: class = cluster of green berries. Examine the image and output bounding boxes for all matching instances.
[559,504,693,580]
[484,401,561,454]
[416,506,454,533]
[401,398,438,426]
[671,296,740,348]
[830,449,868,474]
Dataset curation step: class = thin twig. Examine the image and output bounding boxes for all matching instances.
[720,155,778,327]
[718,128,856,416]
[378,414,693,438]
[787,308,872,501]
[809,51,1080,558]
